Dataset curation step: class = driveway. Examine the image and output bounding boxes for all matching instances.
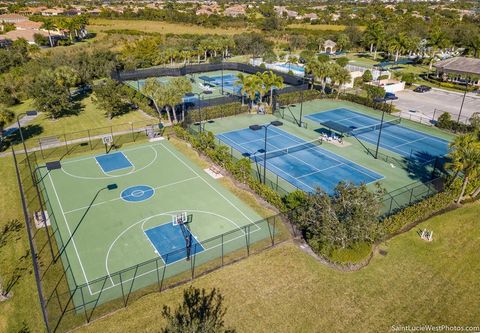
[392,88,480,123]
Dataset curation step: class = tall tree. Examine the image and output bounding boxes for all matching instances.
[29,70,72,119]
[92,79,129,119]
[446,133,480,203]
[261,71,284,106]
[161,286,234,333]
[363,21,385,60]
[40,18,56,48]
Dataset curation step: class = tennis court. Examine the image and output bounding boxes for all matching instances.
[306,108,450,163]
[217,126,383,194]
[38,141,272,308]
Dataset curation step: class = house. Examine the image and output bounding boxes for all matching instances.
[41,8,64,16]
[433,57,480,86]
[15,20,43,31]
[0,13,29,23]
[303,13,318,21]
[195,4,220,16]
[224,5,246,17]
[3,29,49,44]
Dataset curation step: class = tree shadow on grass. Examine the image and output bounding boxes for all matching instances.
[0,124,44,152]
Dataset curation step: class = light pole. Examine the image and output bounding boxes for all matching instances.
[373,97,387,159]
[54,183,118,262]
[249,120,283,184]
[185,91,211,132]
[457,79,470,123]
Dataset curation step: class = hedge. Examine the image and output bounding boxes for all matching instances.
[382,187,457,235]
[173,125,286,211]
[276,90,397,114]
[187,102,248,123]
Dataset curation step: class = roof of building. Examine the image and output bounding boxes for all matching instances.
[0,13,29,22]
[15,20,42,30]
[434,57,480,76]
[324,39,337,47]
[5,29,48,42]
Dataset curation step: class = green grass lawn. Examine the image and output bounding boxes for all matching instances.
[77,201,480,333]
[6,94,153,150]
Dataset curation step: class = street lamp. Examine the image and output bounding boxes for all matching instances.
[186,91,211,132]
[249,121,283,184]
[54,183,118,262]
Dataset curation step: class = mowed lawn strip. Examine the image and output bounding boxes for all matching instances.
[89,18,255,36]
[0,157,44,333]
[78,202,480,333]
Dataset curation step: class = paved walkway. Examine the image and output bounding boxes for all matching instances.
[2,112,40,137]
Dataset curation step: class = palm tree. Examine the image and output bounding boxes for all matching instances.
[330,66,352,99]
[446,133,480,203]
[427,27,450,70]
[306,59,332,93]
[40,18,56,48]
[235,73,249,106]
[363,22,385,60]
[261,71,284,106]
[243,75,261,111]
[54,66,80,96]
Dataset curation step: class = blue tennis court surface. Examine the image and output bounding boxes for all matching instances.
[217,127,383,194]
[95,152,133,173]
[145,223,204,264]
[306,108,450,163]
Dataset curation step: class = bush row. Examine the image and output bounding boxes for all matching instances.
[382,187,457,235]
[173,125,286,210]
[435,112,475,133]
[187,102,248,123]
[276,89,397,114]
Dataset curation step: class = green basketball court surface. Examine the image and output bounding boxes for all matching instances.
[38,140,275,308]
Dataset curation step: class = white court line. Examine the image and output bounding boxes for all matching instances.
[61,143,161,165]
[48,172,94,295]
[102,209,252,291]
[296,163,345,180]
[160,143,258,229]
[64,176,199,214]
[268,128,383,183]
[389,136,427,149]
[94,219,264,295]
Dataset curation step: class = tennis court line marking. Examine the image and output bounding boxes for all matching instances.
[102,209,250,291]
[389,136,427,149]
[296,163,345,180]
[64,176,199,215]
[217,132,283,147]
[268,128,384,183]
[47,172,93,295]
[160,143,258,227]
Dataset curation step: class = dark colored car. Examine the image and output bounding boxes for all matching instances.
[384,92,398,100]
[414,85,431,93]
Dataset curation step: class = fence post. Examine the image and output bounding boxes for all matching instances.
[191,244,197,280]
[221,234,224,267]
[131,123,135,142]
[272,216,276,246]
[409,187,414,205]
[87,130,92,150]
[64,134,68,154]
[155,258,161,292]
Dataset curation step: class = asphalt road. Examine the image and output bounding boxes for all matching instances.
[392,88,480,123]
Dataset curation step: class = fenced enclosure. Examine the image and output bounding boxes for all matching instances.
[400,109,472,126]
[112,62,305,87]
[12,125,293,332]
[187,124,445,217]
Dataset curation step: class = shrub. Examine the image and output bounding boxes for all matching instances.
[377,74,389,81]
[362,70,373,82]
[335,57,349,68]
[401,72,416,86]
[382,189,456,234]
[436,112,452,128]
[187,103,248,123]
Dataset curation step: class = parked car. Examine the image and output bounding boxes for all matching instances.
[414,85,431,93]
[384,92,398,100]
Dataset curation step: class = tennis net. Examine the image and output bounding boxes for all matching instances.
[253,139,322,161]
[350,117,401,136]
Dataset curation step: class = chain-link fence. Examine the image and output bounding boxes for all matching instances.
[112,62,305,87]
[11,124,293,332]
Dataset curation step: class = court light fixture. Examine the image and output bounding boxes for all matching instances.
[107,184,118,190]
[249,121,283,184]
[46,161,62,171]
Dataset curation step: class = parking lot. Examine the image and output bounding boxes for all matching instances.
[393,88,480,124]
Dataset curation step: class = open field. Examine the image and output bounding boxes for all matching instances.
[88,18,254,36]
[287,23,351,31]
[78,202,480,333]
